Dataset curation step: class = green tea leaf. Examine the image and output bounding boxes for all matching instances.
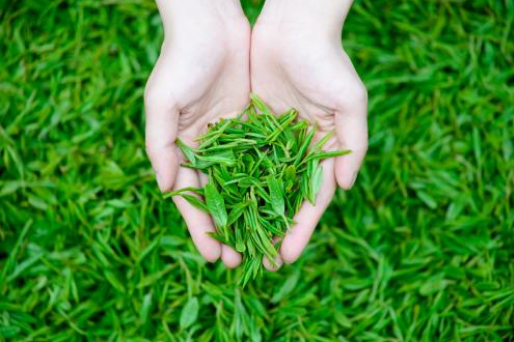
[309,163,324,205]
[180,297,199,330]
[294,124,317,167]
[311,131,333,153]
[163,187,204,199]
[284,165,296,192]
[235,224,246,253]
[304,149,351,163]
[177,138,197,164]
[249,93,272,116]
[228,202,249,226]
[204,183,228,230]
[197,150,236,165]
[268,176,284,217]
[177,194,209,213]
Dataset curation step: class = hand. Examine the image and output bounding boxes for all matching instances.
[145,0,250,267]
[251,0,368,267]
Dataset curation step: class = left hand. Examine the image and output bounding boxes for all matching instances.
[251,0,368,267]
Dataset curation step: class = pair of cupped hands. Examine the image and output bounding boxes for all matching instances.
[145,0,368,271]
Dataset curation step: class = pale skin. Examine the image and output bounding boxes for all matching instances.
[145,0,367,270]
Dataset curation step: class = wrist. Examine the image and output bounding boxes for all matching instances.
[256,0,353,40]
[156,0,247,36]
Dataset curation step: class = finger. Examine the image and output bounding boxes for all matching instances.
[221,245,242,269]
[144,57,180,192]
[198,169,242,268]
[172,166,221,262]
[263,255,283,272]
[280,159,336,264]
[334,82,368,190]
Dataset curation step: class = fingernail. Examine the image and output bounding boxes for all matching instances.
[263,255,283,272]
[349,171,358,189]
[272,255,283,270]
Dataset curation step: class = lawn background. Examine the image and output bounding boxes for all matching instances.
[1,0,513,341]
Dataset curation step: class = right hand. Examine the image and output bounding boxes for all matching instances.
[144,0,250,267]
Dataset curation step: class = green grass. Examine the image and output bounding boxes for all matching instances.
[0,0,513,341]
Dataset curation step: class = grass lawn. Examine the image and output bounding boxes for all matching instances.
[1,0,513,341]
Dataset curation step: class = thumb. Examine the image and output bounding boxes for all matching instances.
[334,85,368,190]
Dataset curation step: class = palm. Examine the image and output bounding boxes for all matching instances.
[251,24,368,264]
[147,26,249,147]
[174,45,249,144]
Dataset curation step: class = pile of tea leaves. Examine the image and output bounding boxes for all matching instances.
[165,94,349,285]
